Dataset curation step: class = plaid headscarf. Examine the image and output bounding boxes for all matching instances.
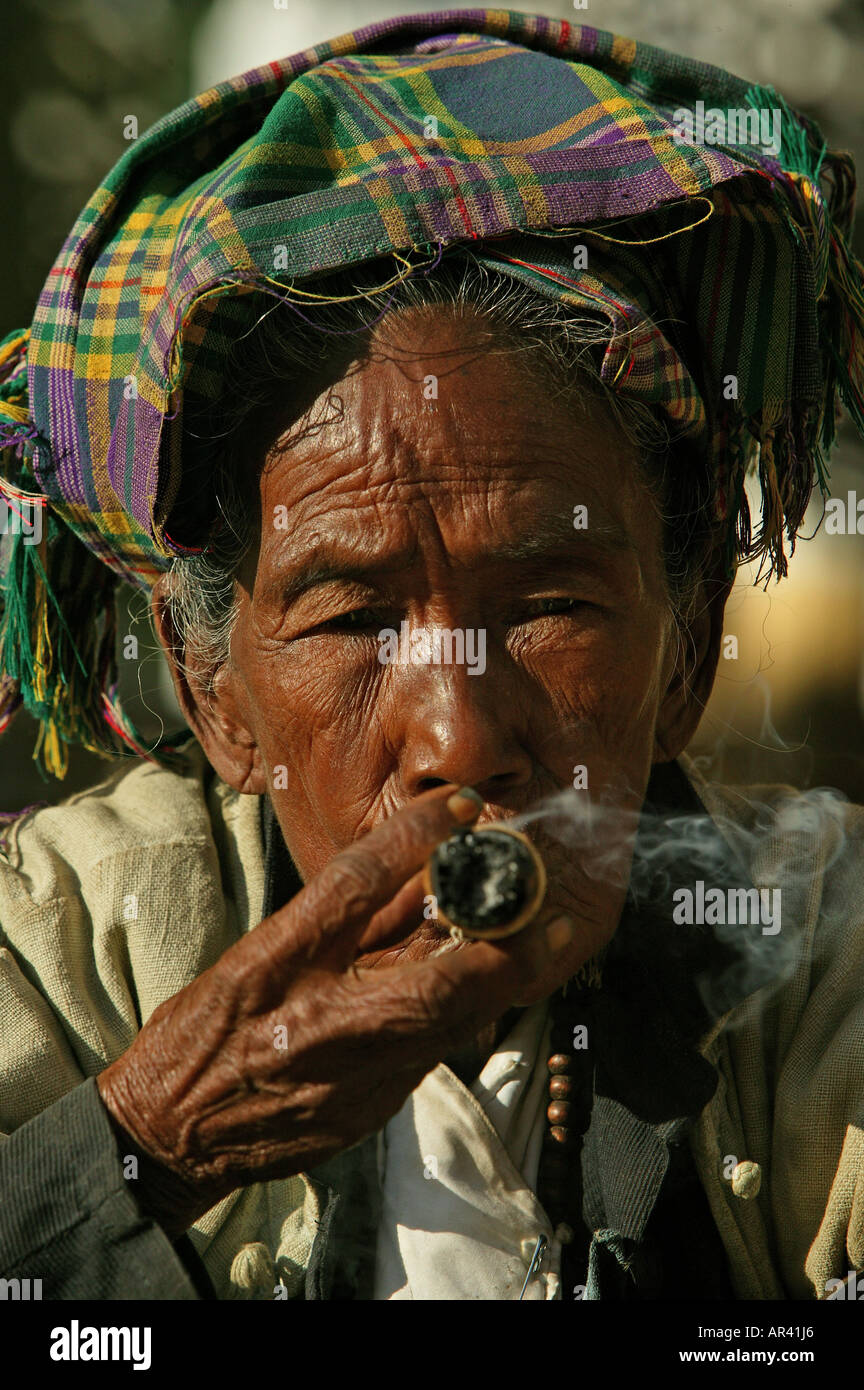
[1,9,862,776]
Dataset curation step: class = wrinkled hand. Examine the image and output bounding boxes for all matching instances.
[96,785,577,1236]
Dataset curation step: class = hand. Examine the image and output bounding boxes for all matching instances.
[96,785,577,1235]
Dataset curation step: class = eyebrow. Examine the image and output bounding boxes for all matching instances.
[266,510,636,609]
[489,511,635,562]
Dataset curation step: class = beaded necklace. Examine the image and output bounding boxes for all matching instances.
[535,966,602,1292]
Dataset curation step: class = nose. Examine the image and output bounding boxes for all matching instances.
[394,661,534,803]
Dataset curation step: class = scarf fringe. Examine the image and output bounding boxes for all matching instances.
[708,87,864,582]
[0,510,189,779]
[1,332,187,779]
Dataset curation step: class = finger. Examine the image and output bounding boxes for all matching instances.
[348,918,578,1070]
[352,869,428,955]
[260,784,484,969]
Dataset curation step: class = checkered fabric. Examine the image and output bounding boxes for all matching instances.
[0,9,862,774]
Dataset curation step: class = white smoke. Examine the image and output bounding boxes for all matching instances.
[507,772,853,1024]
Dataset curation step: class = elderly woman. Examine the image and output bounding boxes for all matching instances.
[1,11,863,1303]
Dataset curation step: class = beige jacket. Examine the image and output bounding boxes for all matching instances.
[0,742,862,1300]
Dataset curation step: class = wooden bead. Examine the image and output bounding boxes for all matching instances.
[547,1054,571,1074]
[546,1101,571,1126]
[541,1128,575,1150]
[549,1075,571,1100]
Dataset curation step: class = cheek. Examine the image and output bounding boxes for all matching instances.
[256,638,382,735]
[239,639,393,854]
[515,614,670,757]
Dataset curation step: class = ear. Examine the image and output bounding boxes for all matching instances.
[150,576,268,795]
[653,561,734,764]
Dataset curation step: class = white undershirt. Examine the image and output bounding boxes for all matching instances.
[373,1001,565,1300]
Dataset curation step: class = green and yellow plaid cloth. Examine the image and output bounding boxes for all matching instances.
[1,9,862,776]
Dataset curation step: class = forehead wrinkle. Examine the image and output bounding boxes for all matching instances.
[259,362,653,597]
[263,433,643,564]
[267,411,426,515]
[267,354,627,510]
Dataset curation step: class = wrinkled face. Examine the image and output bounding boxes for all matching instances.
[168,307,721,987]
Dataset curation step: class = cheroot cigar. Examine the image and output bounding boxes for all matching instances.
[423,824,547,940]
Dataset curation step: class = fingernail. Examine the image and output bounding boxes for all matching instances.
[446,786,484,823]
[545,916,574,953]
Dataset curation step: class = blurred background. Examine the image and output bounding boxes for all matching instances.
[1,0,863,810]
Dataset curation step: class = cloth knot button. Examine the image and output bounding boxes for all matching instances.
[731,1160,762,1200]
[229,1242,275,1294]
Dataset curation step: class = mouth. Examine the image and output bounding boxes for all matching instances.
[423,823,547,940]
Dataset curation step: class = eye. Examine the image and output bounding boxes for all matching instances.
[522,597,592,618]
[305,606,390,636]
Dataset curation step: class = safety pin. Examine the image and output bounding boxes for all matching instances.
[518,1234,548,1300]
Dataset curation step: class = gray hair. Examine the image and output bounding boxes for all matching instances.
[165,252,718,690]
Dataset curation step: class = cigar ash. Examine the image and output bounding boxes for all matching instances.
[425,826,546,939]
